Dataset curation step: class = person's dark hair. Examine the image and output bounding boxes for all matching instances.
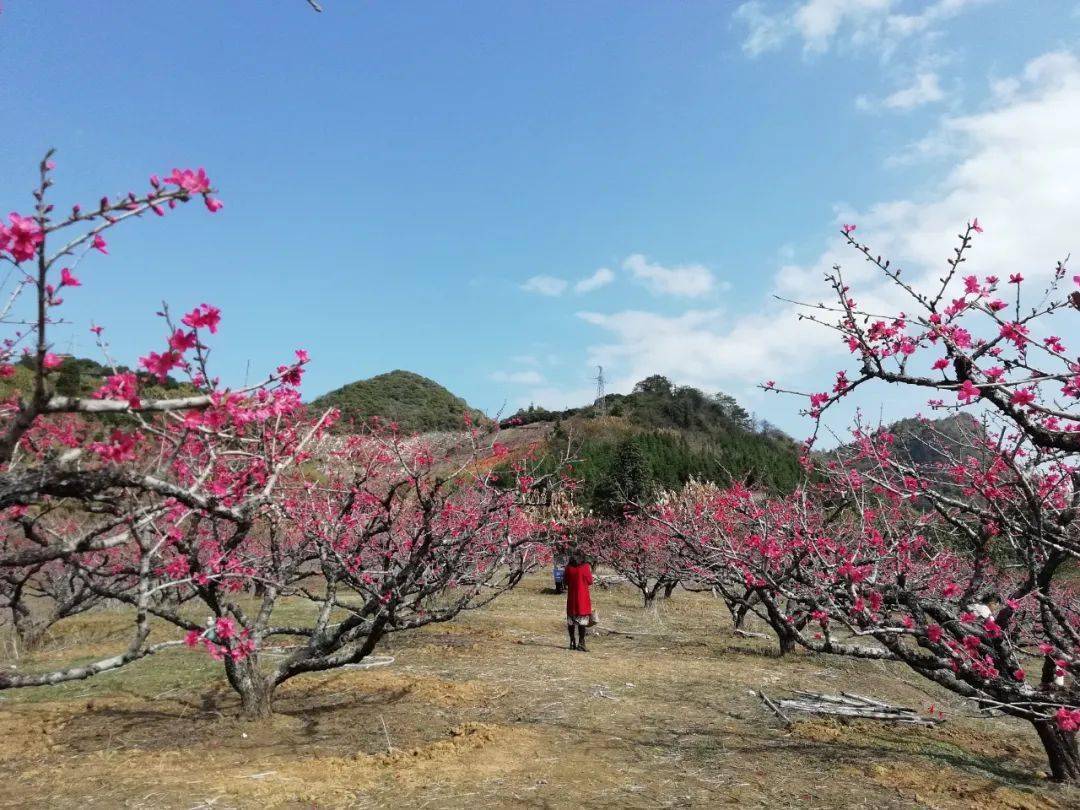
[568,549,583,567]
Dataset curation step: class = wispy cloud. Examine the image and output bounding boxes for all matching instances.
[857,71,945,111]
[521,267,616,297]
[520,275,568,296]
[622,254,722,297]
[734,0,989,58]
[574,267,615,293]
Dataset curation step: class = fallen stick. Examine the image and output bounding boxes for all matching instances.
[733,628,769,640]
[756,691,792,726]
[840,691,899,709]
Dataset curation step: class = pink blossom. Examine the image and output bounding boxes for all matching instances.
[139,350,182,381]
[168,329,198,353]
[971,217,983,233]
[204,196,224,213]
[42,353,63,369]
[164,168,211,194]
[182,303,221,334]
[214,616,236,640]
[949,327,973,349]
[59,267,80,287]
[841,224,856,235]
[90,429,141,463]
[1057,708,1080,733]
[1010,387,1036,407]
[999,321,1029,347]
[92,234,108,254]
[95,372,141,408]
[956,379,980,403]
[1,213,44,262]
[1008,273,1023,284]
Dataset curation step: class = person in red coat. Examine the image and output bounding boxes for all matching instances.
[564,550,594,651]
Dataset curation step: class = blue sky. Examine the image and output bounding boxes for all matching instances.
[2,1,1079,438]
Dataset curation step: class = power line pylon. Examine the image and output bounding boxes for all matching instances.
[594,365,606,415]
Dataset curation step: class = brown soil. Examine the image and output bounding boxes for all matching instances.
[1,577,1076,808]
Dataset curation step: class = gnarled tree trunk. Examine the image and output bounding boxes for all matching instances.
[1034,719,1080,782]
[225,655,276,720]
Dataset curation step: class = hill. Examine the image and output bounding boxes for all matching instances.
[309,370,487,434]
[0,355,195,403]
[827,412,989,470]
[885,412,988,467]
[501,374,803,514]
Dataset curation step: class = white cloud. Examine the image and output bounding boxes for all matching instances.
[734,1,791,56]
[576,307,832,397]
[734,0,988,57]
[795,0,893,54]
[490,369,546,385]
[521,267,617,296]
[859,72,945,111]
[622,254,721,297]
[520,275,568,296]
[574,267,615,293]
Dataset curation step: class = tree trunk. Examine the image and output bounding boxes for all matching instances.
[733,602,750,630]
[225,656,276,720]
[13,607,51,650]
[777,628,797,657]
[1034,719,1080,782]
[643,593,656,612]
[663,581,677,599]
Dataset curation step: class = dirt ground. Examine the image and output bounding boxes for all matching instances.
[1,577,1077,809]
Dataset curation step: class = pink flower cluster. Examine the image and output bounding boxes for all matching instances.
[90,429,142,463]
[184,616,256,662]
[164,168,223,213]
[139,304,221,381]
[0,213,44,263]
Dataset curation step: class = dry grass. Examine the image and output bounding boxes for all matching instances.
[1,576,1077,808]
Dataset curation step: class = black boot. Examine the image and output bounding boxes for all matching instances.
[577,625,588,652]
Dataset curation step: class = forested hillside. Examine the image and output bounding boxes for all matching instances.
[309,370,487,433]
[504,374,803,514]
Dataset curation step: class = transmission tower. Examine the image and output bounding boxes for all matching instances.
[594,365,606,415]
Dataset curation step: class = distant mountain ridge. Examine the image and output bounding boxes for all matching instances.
[306,368,983,515]
[309,370,487,433]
